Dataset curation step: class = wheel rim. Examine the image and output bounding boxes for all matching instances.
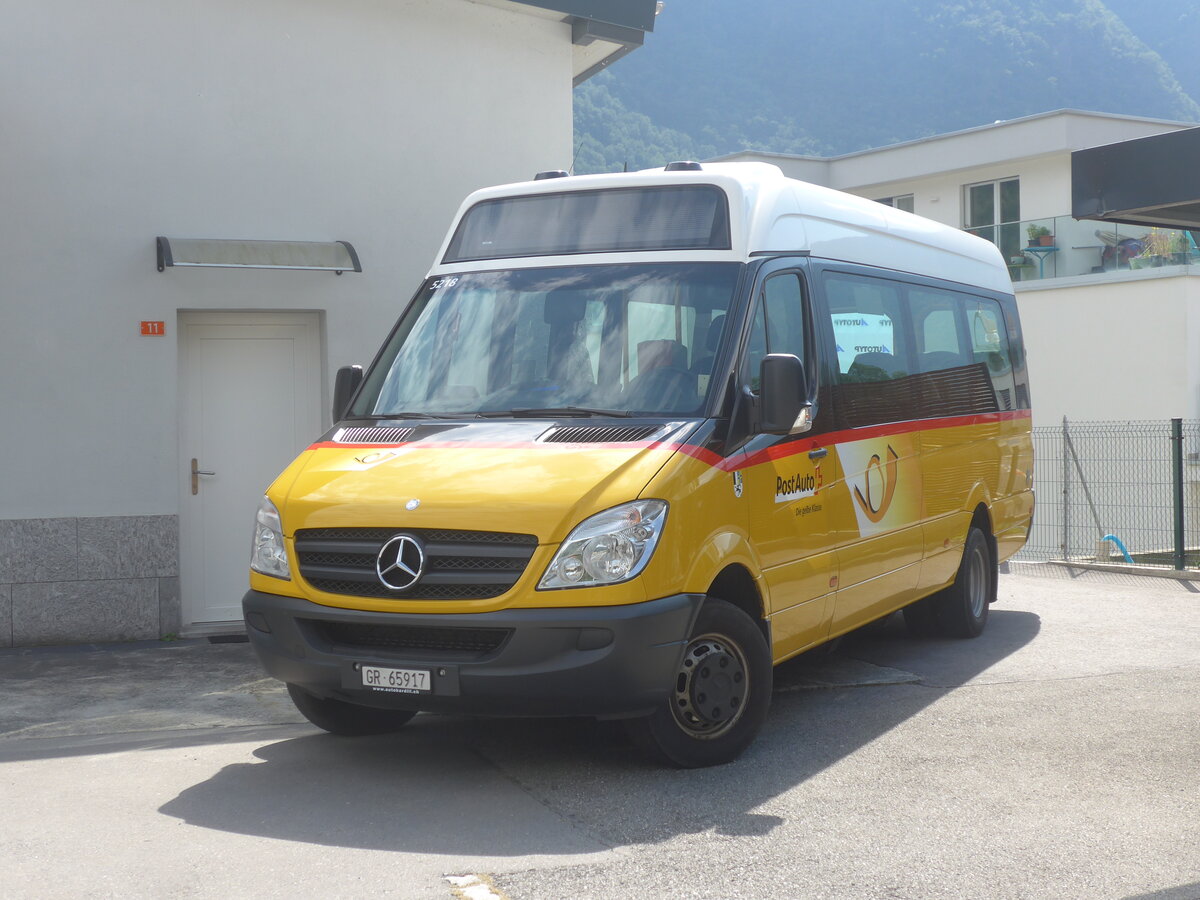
[670,632,750,740]
[967,543,988,618]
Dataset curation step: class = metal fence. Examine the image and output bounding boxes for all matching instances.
[1015,418,1200,570]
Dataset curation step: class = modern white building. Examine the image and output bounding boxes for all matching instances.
[717,110,1200,429]
[0,0,658,646]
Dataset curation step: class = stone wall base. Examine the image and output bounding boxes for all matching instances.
[0,516,179,647]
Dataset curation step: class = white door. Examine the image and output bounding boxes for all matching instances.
[178,311,323,631]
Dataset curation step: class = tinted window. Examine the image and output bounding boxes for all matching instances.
[824,272,1017,427]
[444,186,732,262]
[967,297,1016,411]
[742,272,807,392]
[824,273,910,383]
[909,288,968,372]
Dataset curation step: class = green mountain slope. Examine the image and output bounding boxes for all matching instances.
[1104,0,1200,100]
[575,0,1200,174]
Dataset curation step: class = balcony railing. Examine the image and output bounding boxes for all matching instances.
[964,216,1200,283]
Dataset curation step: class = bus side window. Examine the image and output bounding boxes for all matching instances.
[908,288,967,373]
[824,273,910,383]
[968,298,1017,411]
[764,273,807,360]
[743,303,768,393]
[741,272,807,392]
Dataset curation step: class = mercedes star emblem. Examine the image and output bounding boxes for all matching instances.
[376,534,425,591]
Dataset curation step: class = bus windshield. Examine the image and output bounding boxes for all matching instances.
[354,263,742,418]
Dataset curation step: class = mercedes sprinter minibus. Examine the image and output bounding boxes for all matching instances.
[243,162,1033,767]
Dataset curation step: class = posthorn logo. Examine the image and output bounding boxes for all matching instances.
[853,445,900,524]
[376,534,425,591]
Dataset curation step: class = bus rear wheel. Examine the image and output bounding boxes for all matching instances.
[904,526,994,639]
[935,526,994,638]
[286,684,417,736]
[626,598,772,768]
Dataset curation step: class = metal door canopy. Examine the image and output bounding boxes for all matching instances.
[157,237,361,273]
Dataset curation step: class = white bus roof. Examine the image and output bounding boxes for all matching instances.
[430,162,1012,295]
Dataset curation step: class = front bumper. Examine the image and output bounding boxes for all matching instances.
[242,589,704,719]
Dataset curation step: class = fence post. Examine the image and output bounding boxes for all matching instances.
[1172,417,1185,570]
[1062,416,1070,559]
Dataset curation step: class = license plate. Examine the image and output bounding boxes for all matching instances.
[360,665,431,694]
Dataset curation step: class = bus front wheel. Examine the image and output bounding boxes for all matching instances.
[626,598,772,768]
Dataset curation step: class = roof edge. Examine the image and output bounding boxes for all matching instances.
[709,109,1199,166]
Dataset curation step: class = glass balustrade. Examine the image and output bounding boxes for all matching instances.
[967,216,1199,282]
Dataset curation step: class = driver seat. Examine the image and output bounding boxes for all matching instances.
[627,340,696,412]
[637,339,687,374]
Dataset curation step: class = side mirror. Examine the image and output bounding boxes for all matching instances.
[759,353,811,435]
[332,365,363,422]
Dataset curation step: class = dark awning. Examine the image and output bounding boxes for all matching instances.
[1072,126,1200,229]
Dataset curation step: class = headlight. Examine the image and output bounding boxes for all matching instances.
[250,496,291,580]
[538,500,667,590]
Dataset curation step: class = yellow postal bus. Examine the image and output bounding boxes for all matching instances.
[244,162,1034,767]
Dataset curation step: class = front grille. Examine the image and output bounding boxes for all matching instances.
[300,527,535,544]
[309,620,511,658]
[294,527,538,600]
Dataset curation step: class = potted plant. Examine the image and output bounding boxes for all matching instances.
[1027,224,1052,246]
[1170,230,1189,265]
[1132,228,1174,267]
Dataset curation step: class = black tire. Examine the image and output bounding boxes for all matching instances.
[287,684,417,736]
[625,598,772,768]
[933,526,994,639]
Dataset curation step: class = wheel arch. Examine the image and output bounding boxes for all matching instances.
[960,483,998,558]
[707,563,769,643]
[969,501,993,538]
[968,502,1000,603]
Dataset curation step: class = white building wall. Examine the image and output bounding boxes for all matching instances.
[725,112,1193,232]
[738,153,1068,231]
[0,0,571,521]
[0,0,575,643]
[1015,273,1200,428]
[835,155,1067,229]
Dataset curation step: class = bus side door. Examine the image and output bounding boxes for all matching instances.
[735,263,840,659]
[818,267,925,633]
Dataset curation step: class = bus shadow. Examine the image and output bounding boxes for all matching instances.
[159,609,1040,854]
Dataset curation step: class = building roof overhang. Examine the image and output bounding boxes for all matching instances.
[503,0,659,85]
[1072,126,1200,229]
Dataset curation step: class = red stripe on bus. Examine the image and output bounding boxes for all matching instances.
[676,409,1031,472]
[306,439,675,452]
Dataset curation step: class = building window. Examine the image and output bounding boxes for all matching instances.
[964,178,1020,260]
[875,194,915,213]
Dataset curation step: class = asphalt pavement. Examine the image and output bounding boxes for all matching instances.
[1,563,1198,900]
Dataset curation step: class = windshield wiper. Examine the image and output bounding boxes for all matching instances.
[370,412,449,420]
[478,407,634,418]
